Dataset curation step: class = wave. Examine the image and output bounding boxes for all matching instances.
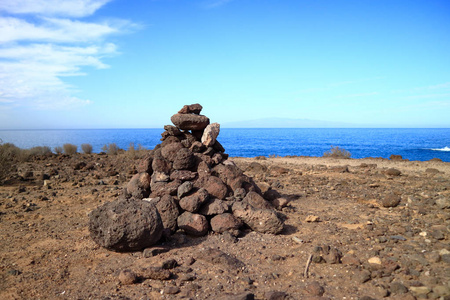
[430,146,450,152]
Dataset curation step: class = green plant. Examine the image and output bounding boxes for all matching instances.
[63,143,78,155]
[81,143,93,154]
[323,146,351,159]
[102,143,120,155]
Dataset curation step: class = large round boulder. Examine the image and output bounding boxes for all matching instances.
[88,199,163,252]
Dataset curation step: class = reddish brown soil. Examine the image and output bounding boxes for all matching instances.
[1,154,449,299]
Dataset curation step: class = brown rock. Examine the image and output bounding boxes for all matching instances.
[178,103,203,114]
[163,125,182,136]
[381,194,401,207]
[170,170,197,181]
[88,198,163,251]
[177,211,209,236]
[146,195,180,233]
[161,142,183,162]
[305,281,325,296]
[195,175,229,200]
[152,155,172,174]
[271,197,289,210]
[264,291,288,300]
[263,189,281,201]
[136,152,153,173]
[198,248,245,269]
[177,181,194,199]
[126,172,151,199]
[136,266,172,280]
[118,269,137,285]
[173,148,195,170]
[232,202,284,234]
[179,188,209,212]
[171,113,210,131]
[244,191,272,210]
[385,168,401,176]
[199,198,229,215]
[210,213,243,233]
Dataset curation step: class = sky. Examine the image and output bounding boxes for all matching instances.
[0,0,449,129]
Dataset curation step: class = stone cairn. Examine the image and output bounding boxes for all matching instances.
[89,104,285,252]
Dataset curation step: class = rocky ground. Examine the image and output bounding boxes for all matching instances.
[0,153,449,300]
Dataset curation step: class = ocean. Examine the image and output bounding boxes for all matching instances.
[1,128,449,162]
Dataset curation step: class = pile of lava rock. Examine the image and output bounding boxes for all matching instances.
[89,104,286,252]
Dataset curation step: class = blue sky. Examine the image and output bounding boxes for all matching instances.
[0,0,449,129]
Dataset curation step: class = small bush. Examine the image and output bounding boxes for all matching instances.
[323,146,351,159]
[81,143,93,154]
[63,143,78,155]
[127,143,147,159]
[28,146,52,156]
[54,146,63,154]
[102,143,120,155]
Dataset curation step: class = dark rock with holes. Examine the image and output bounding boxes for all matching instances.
[232,202,284,234]
[145,195,180,233]
[88,199,163,251]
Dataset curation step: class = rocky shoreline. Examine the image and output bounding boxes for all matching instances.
[0,151,448,299]
[0,105,449,299]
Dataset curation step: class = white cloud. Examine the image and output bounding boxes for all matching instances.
[0,17,125,43]
[0,0,132,111]
[0,0,112,17]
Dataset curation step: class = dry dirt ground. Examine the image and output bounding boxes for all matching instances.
[0,153,449,300]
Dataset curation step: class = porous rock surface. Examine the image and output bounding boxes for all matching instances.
[88,198,163,251]
[88,104,285,251]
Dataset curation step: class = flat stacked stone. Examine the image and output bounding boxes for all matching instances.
[89,104,285,251]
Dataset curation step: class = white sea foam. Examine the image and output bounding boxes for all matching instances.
[431,146,450,152]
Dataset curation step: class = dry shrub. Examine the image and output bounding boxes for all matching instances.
[28,146,52,156]
[323,146,351,159]
[63,143,78,155]
[81,143,93,154]
[127,143,147,159]
[54,146,63,154]
[102,143,120,155]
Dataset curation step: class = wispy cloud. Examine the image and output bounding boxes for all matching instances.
[402,93,450,100]
[0,0,133,110]
[202,0,235,9]
[0,0,111,17]
[336,92,378,99]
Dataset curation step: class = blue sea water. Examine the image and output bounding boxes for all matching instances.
[0,128,449,162]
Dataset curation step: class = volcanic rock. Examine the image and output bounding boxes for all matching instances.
[177,211,209,236]
[210,213,243,233]
[88,198,163,251]
[232,202,284,234]
[170,113,210,131]
[126,172,151,200]
[179,188,209,212]
[145,195,180,233]
[178,103,203,114]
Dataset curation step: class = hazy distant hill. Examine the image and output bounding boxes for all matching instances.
[222,118,361,128]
